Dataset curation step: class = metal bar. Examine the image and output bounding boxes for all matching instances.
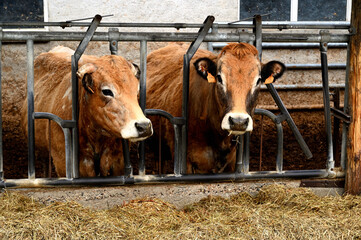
[320,39,336,177]
[332,88,341,166]
[255,109,284,172]
[235,135,244,174]
[0,39,2,181]
[108,27,132,177]
[0,20,350,29]
[33,113,74,179]
[253,15,262,59]
[108,28,119,55]
[212,42,348,49]
[0,169,332,188]
[0,31,349,43]
[341,41,351,172]
[243,133,250,174]
[266,83,313,159]
[26,39,35,179]
[71,15,102,179]
[260,83,345,91]
[285,63,346,70]
[122,140,132,176]
[181,16,215,174]
[0,31,254,42]
[139,40,148,176]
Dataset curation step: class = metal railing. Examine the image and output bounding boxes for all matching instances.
[0,15,352,187]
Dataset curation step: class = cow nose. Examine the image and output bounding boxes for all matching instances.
[228,116,249,132]
[135,121,153,137]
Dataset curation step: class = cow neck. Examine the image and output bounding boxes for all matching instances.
[78,91,105,154]
[190,80,227,138]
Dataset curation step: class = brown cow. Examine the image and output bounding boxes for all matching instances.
[146,43,285,173]
[21,46,153,177]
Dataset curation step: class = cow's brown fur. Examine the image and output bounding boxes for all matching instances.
[21,46,152,177]
[146,43,284,173]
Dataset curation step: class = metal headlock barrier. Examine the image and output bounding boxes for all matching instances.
[0,15,352,188]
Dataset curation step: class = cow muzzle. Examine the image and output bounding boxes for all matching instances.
[135,121,153,139]
[221,112,253,135]
[121,119,153,141]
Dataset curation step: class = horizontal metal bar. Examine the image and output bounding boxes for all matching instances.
[212,42,348,49]
[0,21,350,30]
[0,31,349,43]
[34,112,76,129]
[145,109,186,125]
[285,63,346,70]
[0,169,332,188]
[331,107,351,123]
[260,84,345,91]
[0,31,254,42]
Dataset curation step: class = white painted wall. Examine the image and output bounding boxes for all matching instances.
[47,0,239,23]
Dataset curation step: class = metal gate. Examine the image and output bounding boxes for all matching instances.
[0,15,351,187]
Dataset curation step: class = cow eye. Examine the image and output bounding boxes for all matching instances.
[102,89,114,97]
[216,75,223,84]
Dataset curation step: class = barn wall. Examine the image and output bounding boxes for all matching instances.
[0,0,348,178]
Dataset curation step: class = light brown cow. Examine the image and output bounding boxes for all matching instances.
[146,42,285,173]
[21,46,153,177]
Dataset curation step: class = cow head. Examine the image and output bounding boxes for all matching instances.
[77,55,153,141]
[194,43,285,135]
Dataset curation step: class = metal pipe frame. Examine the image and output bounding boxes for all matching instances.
[71,15,102,178]
[0,20,350,30]
[319,34,336,178]
[181,16,215,174]
[255,109,284,172]
[0,169,330,188]
[0,16,351,188]
[33,113,74,178]
[212,42,348,49]
[26,39,36,179]
[108,28,133,177]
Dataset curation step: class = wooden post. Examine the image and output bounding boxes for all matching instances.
[346,0,361,194]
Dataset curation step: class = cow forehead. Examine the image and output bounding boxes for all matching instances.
[91,57,138,87]
[219,54,261,85]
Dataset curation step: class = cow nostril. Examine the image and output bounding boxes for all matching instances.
[228,116,249,131]
[135,121,152,137]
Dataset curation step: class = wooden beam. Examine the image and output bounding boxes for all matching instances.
[346,0,361,194]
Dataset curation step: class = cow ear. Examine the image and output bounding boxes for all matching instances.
[77,63,97,94]
[194,58,217,83]
[261,61,286,84]
[130,62,141,80]
[81,74,94,94]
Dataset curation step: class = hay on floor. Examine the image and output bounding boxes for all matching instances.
[0,184,361,239]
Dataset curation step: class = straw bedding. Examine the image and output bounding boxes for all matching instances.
[0,184,360,239]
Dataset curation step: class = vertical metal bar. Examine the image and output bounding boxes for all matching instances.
[236,135,244,174]
[320,40,335,177]
[27,39,35,179]
[332,88,341,165]
[0,39,3,181]
[181,16,215,174]
[174,124,181,176]
[243,132,250,174]
[71,15,102,178]
[64,128,72,179]
[341,43,351,172]
[109,28,132,176]
[122,140,132,176]
[71,55,79,178]
[139,40,147,176]
[253,15,262,59]
[109,28,119,55]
